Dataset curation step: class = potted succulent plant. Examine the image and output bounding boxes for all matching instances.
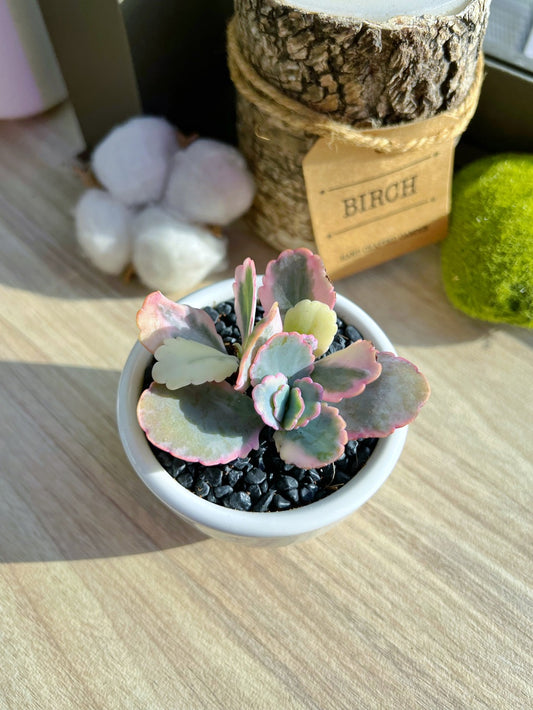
[117,249,429,545]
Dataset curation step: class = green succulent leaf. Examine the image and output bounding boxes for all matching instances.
[274,404,347,469]
[252,373,289,429]
[337,352,431,438]
[312,339,381,403]
[137,382,263,465]
[152,337,239,390]
[137,290,226,354]
[282,377,323,430]
[233,257,257,346]
[249,332,316,386]
[234,302,283,392]
[272,380,290,422]
[283,299,338,356]
[281,387,305,431]
[258,248,336,317]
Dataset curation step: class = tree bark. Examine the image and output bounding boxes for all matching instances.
[233,0,490,252]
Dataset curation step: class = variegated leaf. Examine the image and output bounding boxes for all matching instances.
[233,257,257,345]
[152,337,239,390]
[249,332,316,387]
[282,377,323,430]
[137,290,226,354]
[280,387,305,431]
[312,340,381,403]
[258,248,336,317]
[274,404,347,469]
[234,302,283,392]
[137,382,263,465]
[252,373,289,429]
[337,352,430,438]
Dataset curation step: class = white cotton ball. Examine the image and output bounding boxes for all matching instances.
[75,189,133,275]
[132,206,228,293]
[91,116,178,206]
[163,138,255,226]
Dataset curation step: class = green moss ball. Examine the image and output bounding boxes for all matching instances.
[441,153,533,328]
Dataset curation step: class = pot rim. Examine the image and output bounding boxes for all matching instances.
[117,278,407,539]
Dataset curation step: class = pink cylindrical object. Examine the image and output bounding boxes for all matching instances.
[0,0,67,119]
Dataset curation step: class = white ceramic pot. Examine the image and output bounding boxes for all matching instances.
[117,278,407,546]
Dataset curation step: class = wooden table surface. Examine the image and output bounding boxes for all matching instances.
[0,103,531,710]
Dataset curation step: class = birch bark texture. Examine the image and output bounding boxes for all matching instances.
[232,0,491,252]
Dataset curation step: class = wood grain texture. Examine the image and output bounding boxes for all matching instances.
[233,0,490,251]
[0,103,531,710]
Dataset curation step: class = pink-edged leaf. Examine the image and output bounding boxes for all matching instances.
[137,381,263,465]
[282,377,323,430]
[258,248,336,317]
[274,404,348,469]
[252,373,289,430]
[233,257,257,345]
[337,352,431,439]
[272,382,290,422]
[249,332,316,387]
[234,302,283,392]
[281,387,305,431]
[137,291,226,354]
[152,338,238,390]
[312,340,382,403]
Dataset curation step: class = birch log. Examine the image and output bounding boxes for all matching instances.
[232,0,491,252]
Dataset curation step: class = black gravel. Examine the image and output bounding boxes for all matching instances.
[145,299,378,512]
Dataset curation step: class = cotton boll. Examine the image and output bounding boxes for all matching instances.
[163,138,255,226]
[75,189,133,275]
[132,206,228,293]
[91,117,178,206]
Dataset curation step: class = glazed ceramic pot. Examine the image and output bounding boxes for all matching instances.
[116,278,407,546]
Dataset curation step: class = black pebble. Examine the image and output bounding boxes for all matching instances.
[273,494,292,511]
[177,472,194,489]
[245,467,266,484]
[345,324,363,341]
[214,484,233,499]
[204,306,219,322]
[277,475,298,492]
[195,480,210,498]
[204,468,223,487]
[227,491,252,511]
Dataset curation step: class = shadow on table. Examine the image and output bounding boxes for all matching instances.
[0,362,208,564]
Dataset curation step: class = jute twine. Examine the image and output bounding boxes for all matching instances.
[227,17,484,154]
[227,15,485,252]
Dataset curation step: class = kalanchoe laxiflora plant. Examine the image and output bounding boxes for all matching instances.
[136,248,430,470]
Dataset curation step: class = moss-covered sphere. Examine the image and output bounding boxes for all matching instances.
[441,153,533,328]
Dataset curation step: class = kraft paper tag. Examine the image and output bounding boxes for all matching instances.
[302,114,455,280]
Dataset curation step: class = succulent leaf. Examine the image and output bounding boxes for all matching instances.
[283,299,337,356]
[274,404,348,469]
[282,377,323,430]
[137,382,263,465]
[233,257,257,346]
[281,387,305,431]
[312,340,381,403]
[272,381,290,422]
[258,248,336,317]
[337,352,431,438]
[137,291,226,354]
[249,332,316,387]
[252,373,289,429]
[234,302,283,392]
[152,337,239,390]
